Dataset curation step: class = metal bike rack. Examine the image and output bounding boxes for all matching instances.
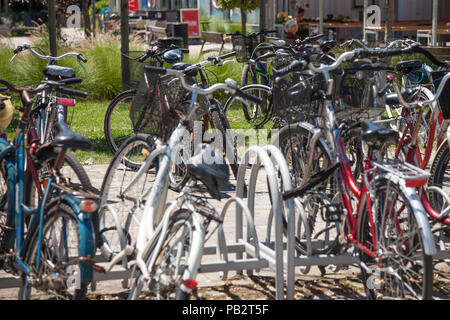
[196,145,360,300]
[1,146,448,297]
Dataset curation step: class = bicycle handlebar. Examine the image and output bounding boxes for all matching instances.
[392,72,450,109]
[11,43,88,64]
[144,66,263,104]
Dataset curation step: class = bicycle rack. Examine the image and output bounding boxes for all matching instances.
[1,145,449,297]
[195,144,361,300]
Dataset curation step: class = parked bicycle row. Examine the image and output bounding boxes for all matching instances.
[0,30,449,300]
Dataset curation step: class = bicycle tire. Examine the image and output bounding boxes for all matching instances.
[357,177,433,300]
[210,108,239,180]
[272,124,339,255]
[24,150,95,206]
[223,84,272,129]
[104,90,137,155]
[19,201,92,300]
[99,133,157,261]
[128,210,193,300]
[428,139,450,225]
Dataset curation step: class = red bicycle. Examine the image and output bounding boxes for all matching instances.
[275,46,444,299]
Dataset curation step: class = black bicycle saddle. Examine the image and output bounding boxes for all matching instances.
[187,144,230,200]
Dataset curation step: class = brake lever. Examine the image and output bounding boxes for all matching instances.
[78,59,87,73]
[9,53,18,63]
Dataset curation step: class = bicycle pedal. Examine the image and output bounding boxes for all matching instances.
[321,204,344,222]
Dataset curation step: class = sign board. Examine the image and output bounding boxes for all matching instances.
[129,0,139,11]
[180,9,200,38]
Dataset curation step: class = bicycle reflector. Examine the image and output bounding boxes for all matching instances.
[183,278,198,291]
[57,97,76,107]
[79,199,98,213]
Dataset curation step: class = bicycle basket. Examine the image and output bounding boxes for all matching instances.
[231,34,259,63]
[122,51,160,89]
[335,63,386,122]
[271,55,325,124]
[129,71,189,142]
[431,71,450,119]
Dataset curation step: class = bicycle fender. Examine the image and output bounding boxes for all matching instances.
[372,173,436,256]
[62,196,96,284]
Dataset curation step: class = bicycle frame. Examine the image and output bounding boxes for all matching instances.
[393,87,450,226]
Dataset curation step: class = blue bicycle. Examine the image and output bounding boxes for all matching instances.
[0,79,98,300]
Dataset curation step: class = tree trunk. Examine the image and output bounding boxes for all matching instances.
[82,0,91,38]
[241,7,247,35]
[120,0,130,90]
[48,0,57,57]
[384,0,395,43]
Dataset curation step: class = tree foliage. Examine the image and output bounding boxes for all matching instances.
[217,0,261,35]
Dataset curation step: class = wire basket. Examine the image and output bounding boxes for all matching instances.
[129,71,190,142]
[271,54,325,124]
[431,71,450,119]
[231,34,259,63]
[122,51,160,89]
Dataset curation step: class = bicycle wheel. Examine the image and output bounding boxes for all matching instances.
[224,84,272,129]
[272,124,339,255]
[210,107,239,180]
[357,178,433,300]
[99,133,157,261]
[19,201,91,300]
[128,210,193,300]
[104,90,137,155]
[24,150,95,208]
[241,63,268,87]
[428,139,450,223]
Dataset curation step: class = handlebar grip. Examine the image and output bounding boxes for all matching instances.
[217,51,236,60]
[58,87,88,99]
[144,65,167,74]
[235,88,263,105]
[13,46,23,54]
[59,78,83,85]
[138,50,152,63]
[254,51,276,62]
[274,60,308,77]
[78,54,88,63]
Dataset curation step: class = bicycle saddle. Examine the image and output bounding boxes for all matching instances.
[385,87,416,105]
[395,60,422,74]
[43,65,76,80]
[361,120,399,147]
[52,121,93,151]
[187,144,230,200]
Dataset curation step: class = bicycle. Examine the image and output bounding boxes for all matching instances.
[225,34,329,130]
[104,45,188,155]
[97,67,261,300]
[272,46,440,299]
[0,79,98,299]
[10,43,94,196]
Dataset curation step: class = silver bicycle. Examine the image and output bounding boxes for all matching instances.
[99,66,262,299]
